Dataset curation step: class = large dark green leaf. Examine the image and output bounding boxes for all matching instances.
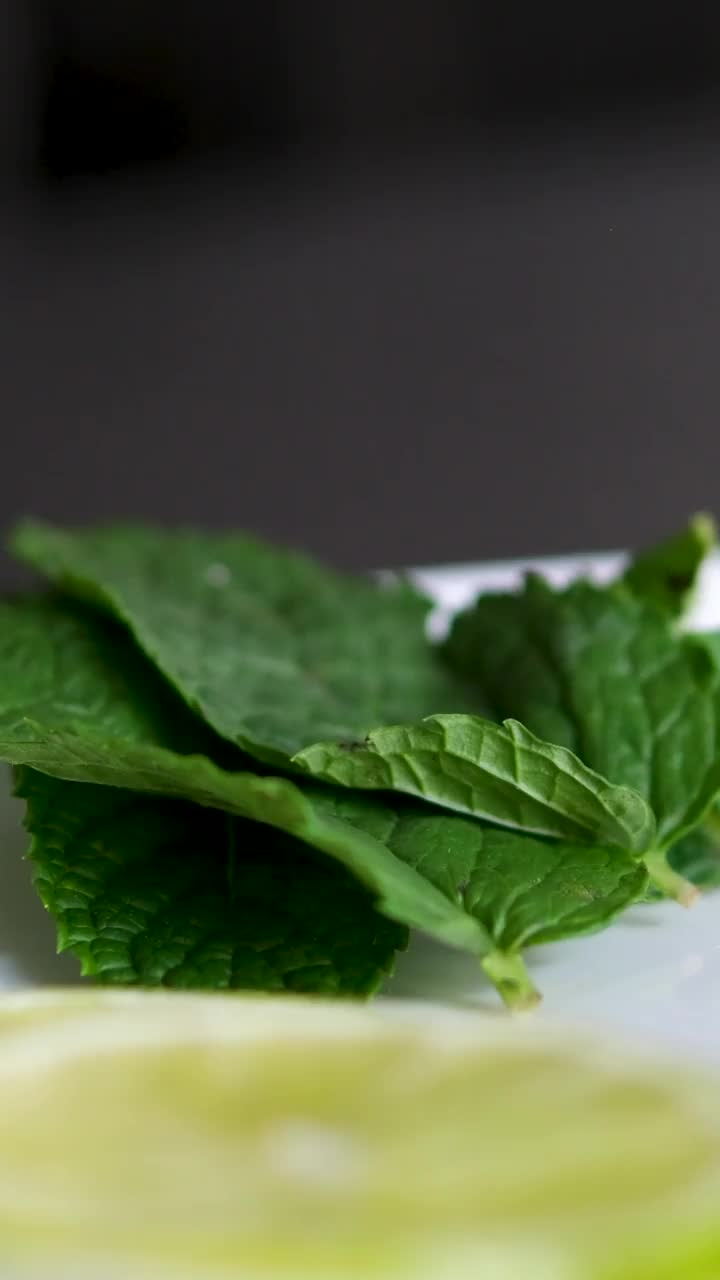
[444,577,720,901]
[10,521,482,764]
[16,768,406,995]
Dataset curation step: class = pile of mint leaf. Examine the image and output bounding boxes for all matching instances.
[1,514,720,1010]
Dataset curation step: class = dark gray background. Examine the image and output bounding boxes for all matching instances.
[3,3,720,577]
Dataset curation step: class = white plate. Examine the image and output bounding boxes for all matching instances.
[2,551,720,1060]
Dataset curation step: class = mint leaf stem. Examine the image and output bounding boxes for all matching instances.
[481,950,541,1011]
[644,848,700,907]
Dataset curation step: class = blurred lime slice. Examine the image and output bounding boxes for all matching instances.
[0,990,719,1280]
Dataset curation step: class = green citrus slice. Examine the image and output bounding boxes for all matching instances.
[0,990,719,1279]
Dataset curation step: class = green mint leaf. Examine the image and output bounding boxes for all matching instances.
[0,597,495,981]
[17,765,646,1011]
[0,596,222,758]
[444,577,720,898]
[1,598,648,1008]
[10,521,481,763]
[295,715,654,852]
[473,835,648,948]
[15,768,407,995]
[394,824,647,951]
[622,513,716,618]
[300,788,648,1006]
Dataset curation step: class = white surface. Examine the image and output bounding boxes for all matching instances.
[2,551,720,1060]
